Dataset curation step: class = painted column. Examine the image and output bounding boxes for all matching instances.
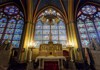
[19,0,33,62]
[68,0,82,61]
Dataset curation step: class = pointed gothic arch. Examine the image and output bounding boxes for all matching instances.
[77,3,100,48]
[34,8,68,48]
[0,3,25,48]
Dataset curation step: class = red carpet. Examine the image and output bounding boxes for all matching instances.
[44,61,59,70]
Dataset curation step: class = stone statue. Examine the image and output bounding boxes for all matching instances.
[0,39,12,50]
[0,39,12,70]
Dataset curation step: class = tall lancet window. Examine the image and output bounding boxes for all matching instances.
[0,5,24,48]
[77,5,100,47]
[34,8,67,47]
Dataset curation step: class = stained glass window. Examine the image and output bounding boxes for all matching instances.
[77,4,100,47]
[82,5,96,15]
[4,6,19,15]
[0,5,24,48]
[34,9,67,47]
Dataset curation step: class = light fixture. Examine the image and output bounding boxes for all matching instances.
[39,8,62,25]
[28,41,34,48]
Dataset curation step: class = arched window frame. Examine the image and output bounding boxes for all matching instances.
[0,3,24,48]
[34,8,67,48]
[77,4,100,48]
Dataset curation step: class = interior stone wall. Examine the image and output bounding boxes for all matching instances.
[91,50,100,70]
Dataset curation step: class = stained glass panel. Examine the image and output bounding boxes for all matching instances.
[51,30,58,34]
[59,36,67,40]
[85,22,94,27]
[17,20,24,24]
[36,26,42,29]
[13,35,21,40]
[52,35,58,40]
[43,25,50,29]
[94,18,100,38]
[43,35,49,40]
[43,41,48,44]
[59,30,66,35]
[0,28,4,33]
[51,25,58,29]
[34,41,42,47]
[35,30,42,35]
[77,24,85,28]
[87,27,95,32]
[97,27,100,31]
[0,18,7,27]
[16,24,23,29]
[4,34,12,40]
[20,11,24,17]
[7,23,15,28]
[81,40,90,47]
[12,41,20,48]
[60,41,67,46]
[59,26,65,29]
[94,19,100,26]
[36,21,43,25]
[53,41,58,44]
[8,19,16,24]
[82,5,97,15]
[43,30,50,35]
[79,15,86,20]
[0,23,6,27]
[80,34,88,39]
[14,29,22,34]
[89,33,97,38]
[78,28,87,33]
[4,6,19,15]
[34,36,42,40]
[96,12,100,17]
[95,22,100,26]
[0,18,7,23]
[59,21,65,29]
[5,29,14,34]
[59,21,65,25]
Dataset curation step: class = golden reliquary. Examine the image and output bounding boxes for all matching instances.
[39,41,63,56]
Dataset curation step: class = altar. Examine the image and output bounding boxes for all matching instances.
[39,42,63,56]
[35,42,66,70]
[35,56,66,70]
